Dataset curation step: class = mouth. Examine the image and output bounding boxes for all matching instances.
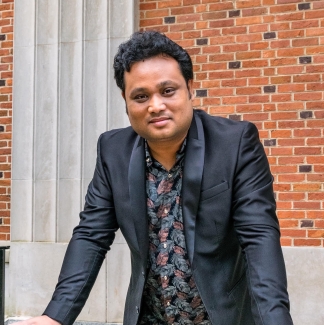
[149,116,171,127]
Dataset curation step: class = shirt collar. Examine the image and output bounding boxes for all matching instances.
[145,139,187,169]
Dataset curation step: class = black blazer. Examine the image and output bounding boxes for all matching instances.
[44,110,293,325]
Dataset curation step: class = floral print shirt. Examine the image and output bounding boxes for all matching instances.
[139,140,210,325]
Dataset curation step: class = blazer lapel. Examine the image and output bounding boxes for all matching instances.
[128,135,148,266]
[182,112,205,266]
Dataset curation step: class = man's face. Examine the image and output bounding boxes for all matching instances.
[123,55,195,147]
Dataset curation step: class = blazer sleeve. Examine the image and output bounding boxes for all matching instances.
[232,122,293,325]
[43,134,119,325]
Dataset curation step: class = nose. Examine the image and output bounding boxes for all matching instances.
[147,94,166,113]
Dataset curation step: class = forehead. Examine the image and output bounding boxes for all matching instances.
[124,55,184,89]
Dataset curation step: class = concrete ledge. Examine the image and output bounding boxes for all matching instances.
[6,319,121,325]
[282,247,324,325]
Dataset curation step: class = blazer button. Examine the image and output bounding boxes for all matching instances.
[141,271,145,277]
[136,306,139,314]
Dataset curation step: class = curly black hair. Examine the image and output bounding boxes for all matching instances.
[113,31,193,93]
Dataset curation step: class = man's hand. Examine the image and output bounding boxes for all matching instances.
[14,316,61,325]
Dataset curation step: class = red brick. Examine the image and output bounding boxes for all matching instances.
[291,20,319,30]
[305,9,324,19]
[209,106,235,114]
[223,44,249,53]
[157,0,182,8]
[270,4,297,13]
[236,104,262,112]
[276,12,303,22]
[271,94,292,102]
[279,65,303,74]
[209,88,234,97]
[242,59,269,68]
[177,14,202,23]
[281,229,306,237]
[294,202,321,209]
[270,57,297,66]
[209,71,234,79]
[209,19,234,28]
[195,5,208,13]
[271,112,298,120]
[242,113,269,121]
[306,65,324,73]
[280,238,292,246]
[237,87,262,95]
[314,55,324,63]
[293,74,321,83]
[294,146,322,155]
[236,51,261,60]
[236,16,263,26]
[270,22,290,31]
[293,38,319,49]
[222,26,247,35]
[201,12,227,20]
[271,165,296,173]
[196,21,208,29]
[294,92,323,101]
[140,2,157,10]
[222,96,247,104]
[280,220,299,228]
[278,48,304,57]
[277,210,305,219]
[210,36,235,45]
[202,97,221,105]
[201,46,221,54]
[315,220,324,228]
[307,137,324,145]
[171,7,194,15]
[294,129,321,137]
[170,22,195,32]
[141,18,163,27]
[242,8,268,16]
[294,239,322,246]
[209,53,234,61]
[236,0,262,8]
[306,28,324,37]
[183,0,201,5]
[307,211,324,219]
[146,9,169,18]
[278,29,304,39]
[236,34,262,43]
[201,29,221,38]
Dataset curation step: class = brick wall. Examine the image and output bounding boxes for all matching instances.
[0,0,13,241]
[140,0,324,247]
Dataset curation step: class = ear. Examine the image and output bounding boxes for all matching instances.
[187,79,195,100]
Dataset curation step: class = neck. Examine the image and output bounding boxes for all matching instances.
[147,136,186,171]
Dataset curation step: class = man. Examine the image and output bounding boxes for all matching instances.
[18,31,293,325]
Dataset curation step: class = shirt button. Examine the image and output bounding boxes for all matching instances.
[164,208,168,214]
[163,243,167,248]
[167,302,170,306]
[164,275,168,280]
[168,173,172,178]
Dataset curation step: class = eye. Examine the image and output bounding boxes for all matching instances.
[134,94,148,102]
[163,88,175,96]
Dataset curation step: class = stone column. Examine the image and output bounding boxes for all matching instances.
[9,0,138,323]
